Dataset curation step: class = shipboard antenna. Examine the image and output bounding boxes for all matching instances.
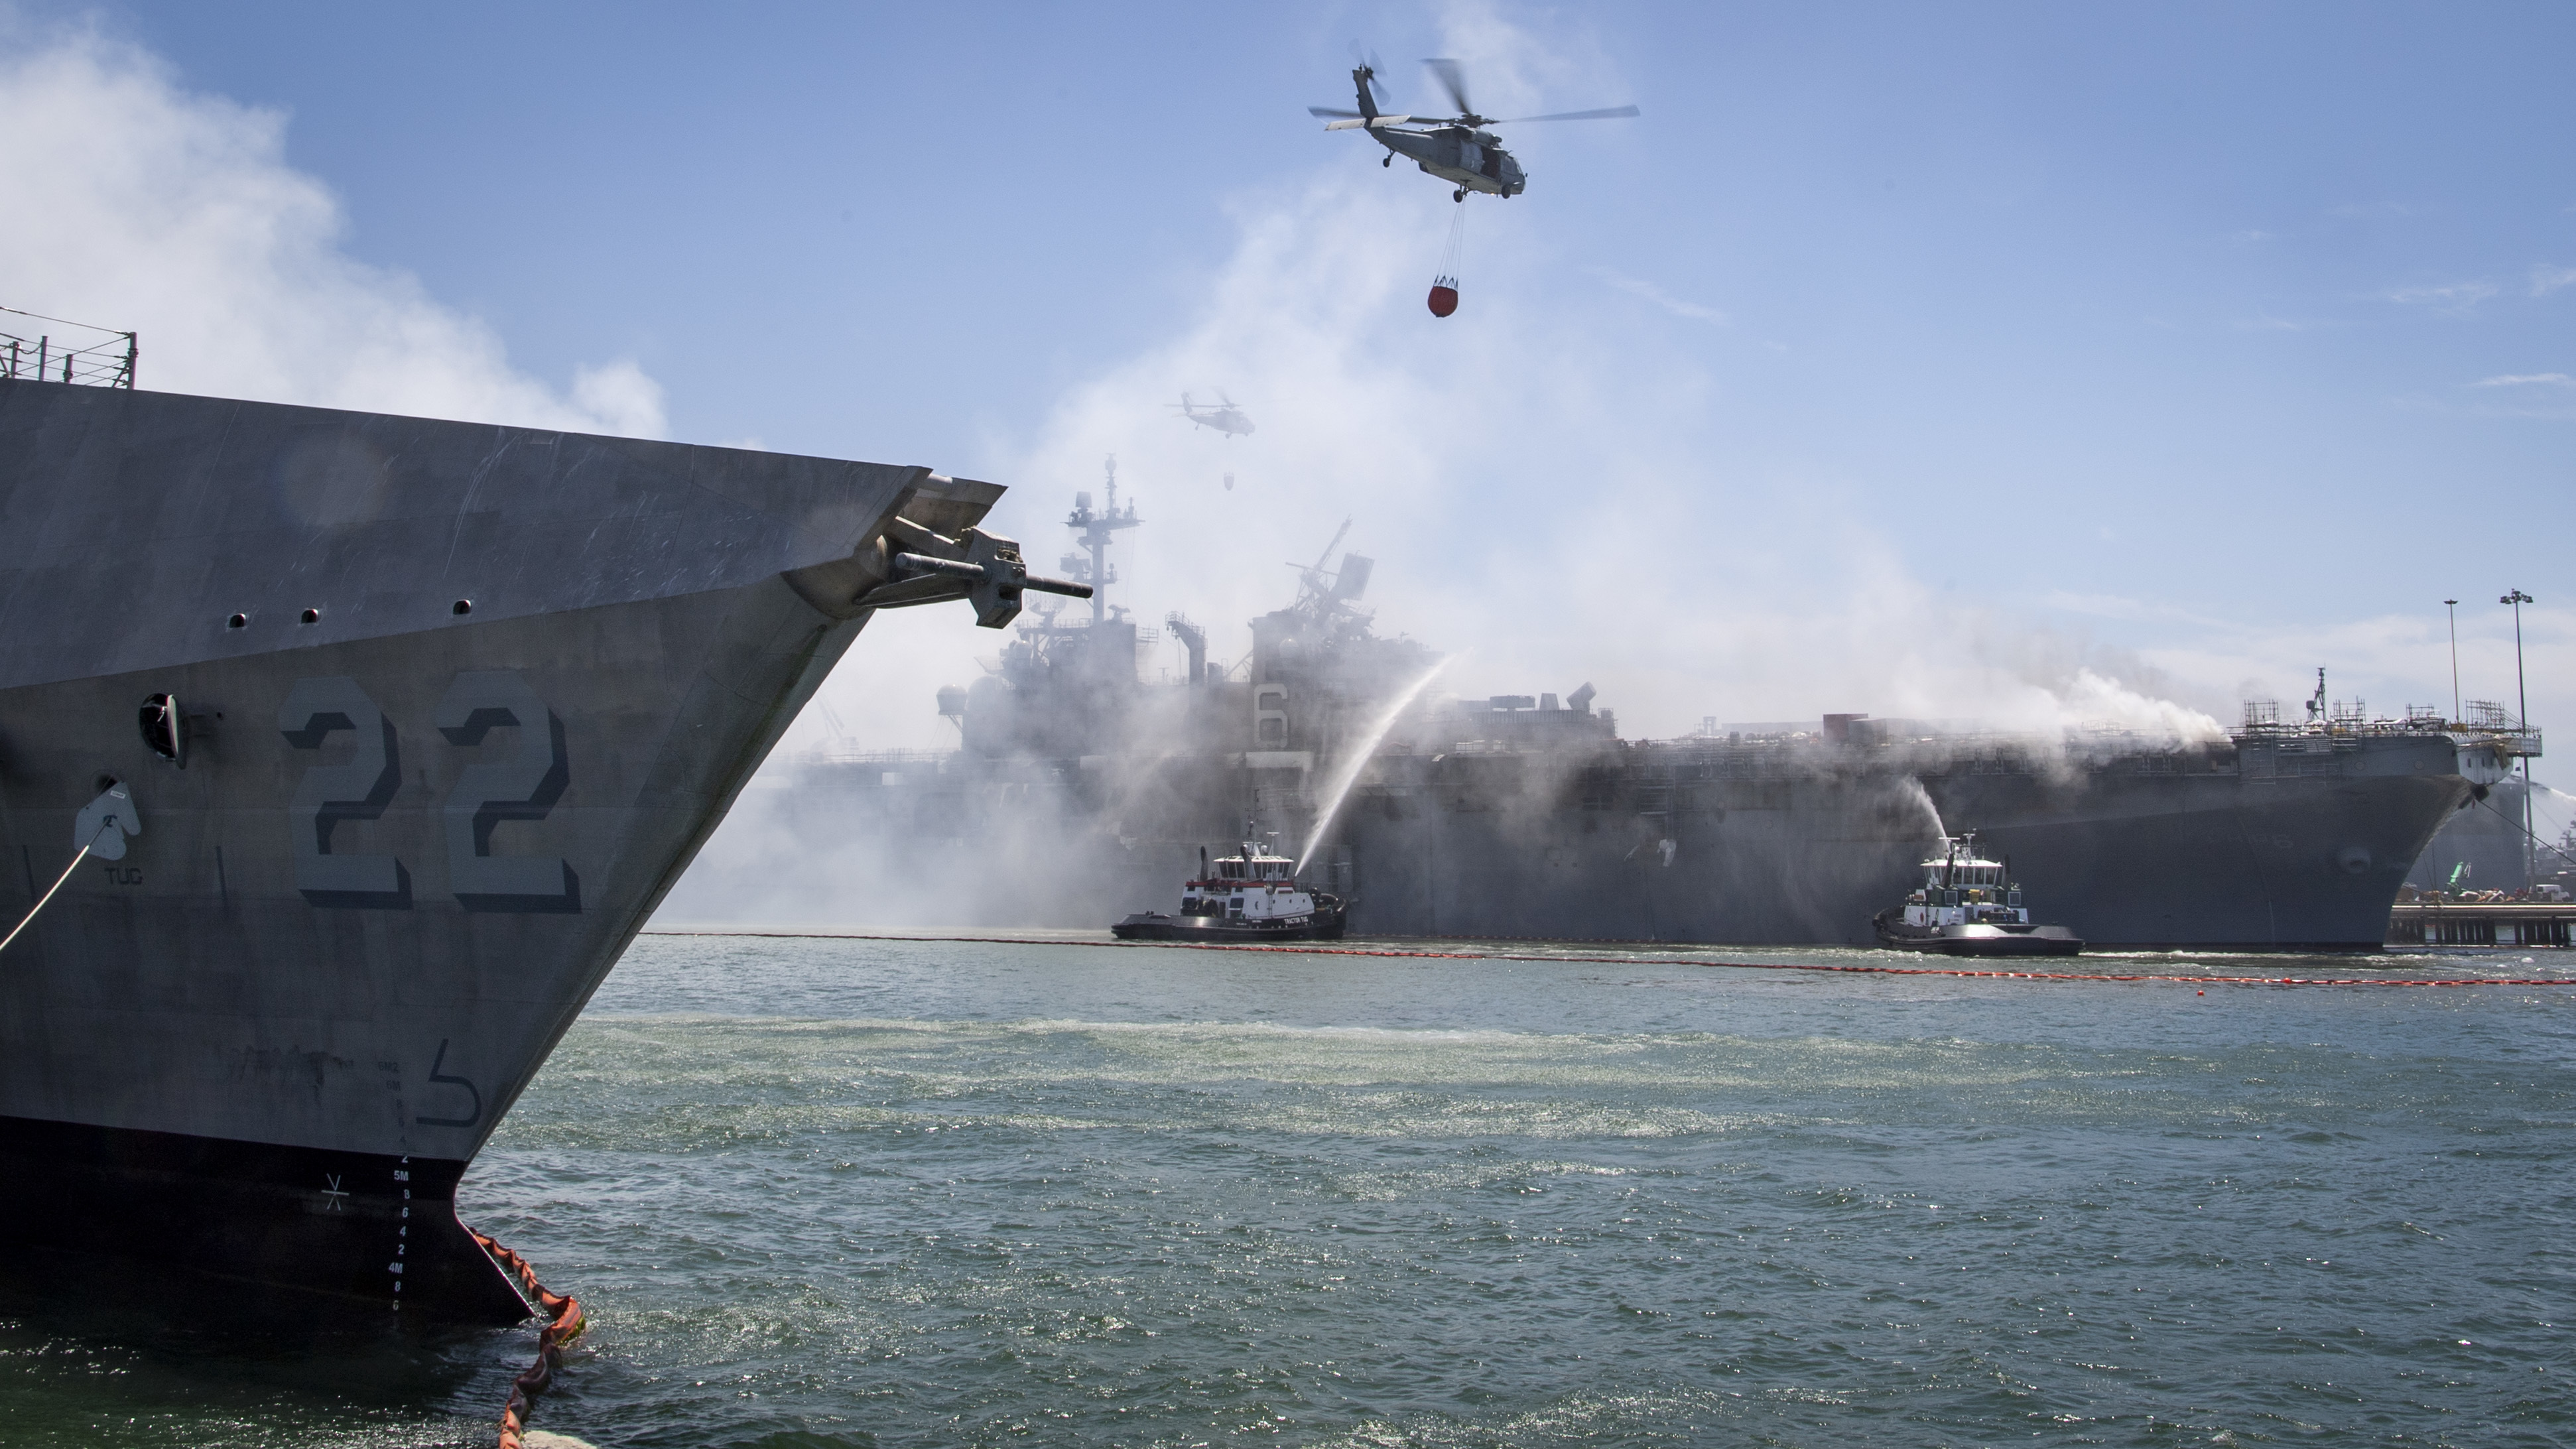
[1064,455,1141,627]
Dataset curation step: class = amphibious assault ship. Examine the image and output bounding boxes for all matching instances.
[783,489,2530,950]
[0,374,1077,1319]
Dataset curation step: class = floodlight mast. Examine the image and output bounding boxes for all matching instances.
[2502,589,2535,891]
[2444,599,2461,724]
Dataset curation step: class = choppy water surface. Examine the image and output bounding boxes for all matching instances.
[6,936,2575,1447]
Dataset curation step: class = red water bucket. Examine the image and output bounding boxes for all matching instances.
[1427,283,1458,318]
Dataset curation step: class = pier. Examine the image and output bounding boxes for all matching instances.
[2389,903,2576,947]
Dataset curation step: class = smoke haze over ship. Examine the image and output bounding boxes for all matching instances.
[1,21,2557,934]
[661,487,2503,950]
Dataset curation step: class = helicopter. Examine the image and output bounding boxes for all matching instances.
[1310,58,1638,202]
[1169,391,1255,438]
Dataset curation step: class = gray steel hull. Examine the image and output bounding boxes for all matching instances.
[764,731,2468,952]
[1925,755,2466,950]
[1330,736,2466,949]
[0,381,999,1318]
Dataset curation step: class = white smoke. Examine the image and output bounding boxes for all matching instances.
[0,25,663,435]
[766,4,2238,763]
[2050,668,2225,739]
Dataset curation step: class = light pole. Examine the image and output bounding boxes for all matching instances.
[2444,599,2461,724]
[2502,589,2534,892]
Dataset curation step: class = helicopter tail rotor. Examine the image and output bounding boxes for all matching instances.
[1349,42,1391,103]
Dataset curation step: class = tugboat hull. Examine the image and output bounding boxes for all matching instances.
[1874,912,2083,957]
[1114,897,1348,942]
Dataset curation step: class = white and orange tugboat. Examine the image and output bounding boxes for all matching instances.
[1114,836,1348,942]
[1874,834,2083,957]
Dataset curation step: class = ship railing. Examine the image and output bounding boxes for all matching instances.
[1614,715,2533,769]
[0,308,135,389]
[2486,729,2544,759]
[2233,715,2530,743]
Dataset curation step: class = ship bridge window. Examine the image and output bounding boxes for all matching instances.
[1221,862,1244,879]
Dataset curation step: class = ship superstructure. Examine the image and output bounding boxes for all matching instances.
[789,488,1429,921]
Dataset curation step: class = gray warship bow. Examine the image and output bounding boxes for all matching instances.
[0,377,1080,1320]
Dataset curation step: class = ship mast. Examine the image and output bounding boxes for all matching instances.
[1063,455,1141,627]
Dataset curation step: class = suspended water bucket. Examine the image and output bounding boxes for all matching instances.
[1427,207,1466,318]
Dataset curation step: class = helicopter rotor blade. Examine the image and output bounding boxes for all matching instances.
[1346,41,1393,107]
[1421,58,1474,119]
[1492,105,1642,123]
[1350,42,1391,103]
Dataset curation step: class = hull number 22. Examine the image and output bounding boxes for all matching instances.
[279,672,578,912]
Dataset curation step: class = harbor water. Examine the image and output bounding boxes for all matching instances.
[3,933,2571,1446]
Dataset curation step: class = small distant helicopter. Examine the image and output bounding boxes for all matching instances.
[1311,58,1638,202]
[1169,392,1255,438]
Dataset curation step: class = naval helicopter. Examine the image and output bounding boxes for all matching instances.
[1310,58,1638,202]
[1169,392,1255,438]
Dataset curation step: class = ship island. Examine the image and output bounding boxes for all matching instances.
[779,475,2538,950]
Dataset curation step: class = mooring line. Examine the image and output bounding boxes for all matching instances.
[0,820,113,957]
[642,929,2576,988]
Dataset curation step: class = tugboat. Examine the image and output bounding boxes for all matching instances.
[1874,834,2083,956]
[1113,836,1349,942]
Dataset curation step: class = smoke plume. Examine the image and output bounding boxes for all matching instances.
[0,25,663,435]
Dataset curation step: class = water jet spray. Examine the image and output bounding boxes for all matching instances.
[1298,655,1458,876]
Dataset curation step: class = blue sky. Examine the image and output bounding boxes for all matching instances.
[5,1,2569,760]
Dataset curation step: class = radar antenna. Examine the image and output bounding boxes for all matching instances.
[1290,517,1353,603]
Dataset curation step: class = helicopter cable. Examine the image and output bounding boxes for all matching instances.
[1427,207,1466,318]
